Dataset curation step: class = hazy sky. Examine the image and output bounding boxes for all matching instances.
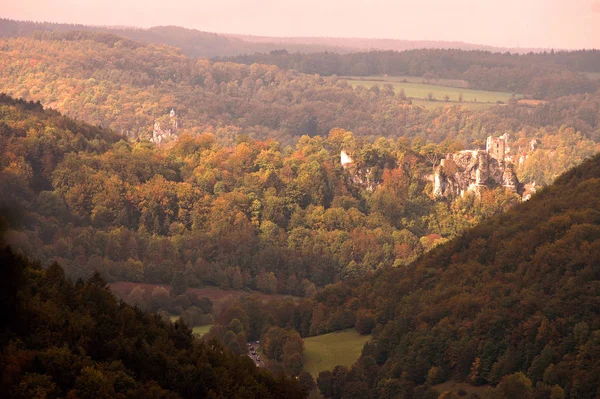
[2,0,600,49]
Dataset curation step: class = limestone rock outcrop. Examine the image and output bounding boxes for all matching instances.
[150,109,180,146]
[433,135,520,198]
[340,150,379,192]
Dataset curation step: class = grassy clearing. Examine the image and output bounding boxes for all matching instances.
[303,329,371,376]
[192,325,212,337]
[345,75,469,88]
[409,98,498,110]
[168,314,212,336]
[345,76,519,106]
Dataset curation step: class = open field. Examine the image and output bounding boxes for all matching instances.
[303,329,371,376]
[409,98,499,110]
[192,325,212,337]
[169,315,212,336]
[344,75,470,88]
[345,76,520,105]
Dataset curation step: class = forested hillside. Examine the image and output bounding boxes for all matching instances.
[2,8,600,399]
[304,153,600,398]
[220,49,600,99]
[0,244,306,398]
[3,93,597,299]
[0,18,551,58]
[1,31,600,146]
[0,95,517,292]
[0,18,350,57]
[230,35,550,54]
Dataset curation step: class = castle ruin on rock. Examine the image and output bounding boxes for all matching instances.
[433,135,520,198]
[150,109,180,146]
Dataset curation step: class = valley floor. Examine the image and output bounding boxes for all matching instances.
[109,281,301,308]
[303,329,371,376]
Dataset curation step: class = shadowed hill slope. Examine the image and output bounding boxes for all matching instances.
[0,245,306,398]
[0,18,350,57]
[313,153,600,398]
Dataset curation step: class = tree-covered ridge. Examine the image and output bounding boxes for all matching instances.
[0,18,563,58]
[219,49,600,99]
[1,94,597,296]
[0,245,306,398]
[0,18,352,57]
[1,31,600,147]
[308,153,600,398]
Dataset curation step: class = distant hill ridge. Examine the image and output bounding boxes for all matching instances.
[0,18,556,58]
[229,34,555,54]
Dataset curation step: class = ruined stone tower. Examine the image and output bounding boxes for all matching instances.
[486,135,507,164]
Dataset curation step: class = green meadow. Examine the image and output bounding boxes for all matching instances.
[303,329,371,376]
[345,76,520,106]
[192,325,212,337]
[169,315,212,337]
[409,98,498,110]
[344,75,470,88]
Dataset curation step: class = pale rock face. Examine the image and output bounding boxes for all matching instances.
[434,135,520,198]
[340,150,353,167]
[530,139,539,151]
[151,110,180,146]
[502,168,518,192]
[340,150,378,191]
[522,181,537,201]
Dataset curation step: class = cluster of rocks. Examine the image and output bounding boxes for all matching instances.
[340,150,379,192]
[340,134,538,201]
[150,109,180,146]
[433,135,529,199]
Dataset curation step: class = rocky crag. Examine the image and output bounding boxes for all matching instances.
[150,109,180,146]
[340,150,379,192]
[433,135,523,198]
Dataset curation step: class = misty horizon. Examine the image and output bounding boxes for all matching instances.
[2,0,600,50]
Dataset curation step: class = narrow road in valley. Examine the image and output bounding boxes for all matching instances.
[247,341,265,367]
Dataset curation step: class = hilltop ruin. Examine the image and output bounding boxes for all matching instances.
[433,135,521,198]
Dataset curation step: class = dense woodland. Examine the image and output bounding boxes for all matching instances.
[0,19,559,59]
[112,146,600,399]
[0,244,307,398]
[0,18,350,57]
[298,153,600,398]
[2,95,596,299]
[1,32,600,146]
[2,23,600,398]
[220,50,600,99]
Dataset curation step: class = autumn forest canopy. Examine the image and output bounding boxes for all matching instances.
[1,16,600,399]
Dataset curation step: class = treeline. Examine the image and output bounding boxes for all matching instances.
[2,94,597,295]
[1,32,600,146]
[0,18,349,57]
[295,153,600,398]
[204,294,309,375]
[219,49,600,99]
[0,245,306,398]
